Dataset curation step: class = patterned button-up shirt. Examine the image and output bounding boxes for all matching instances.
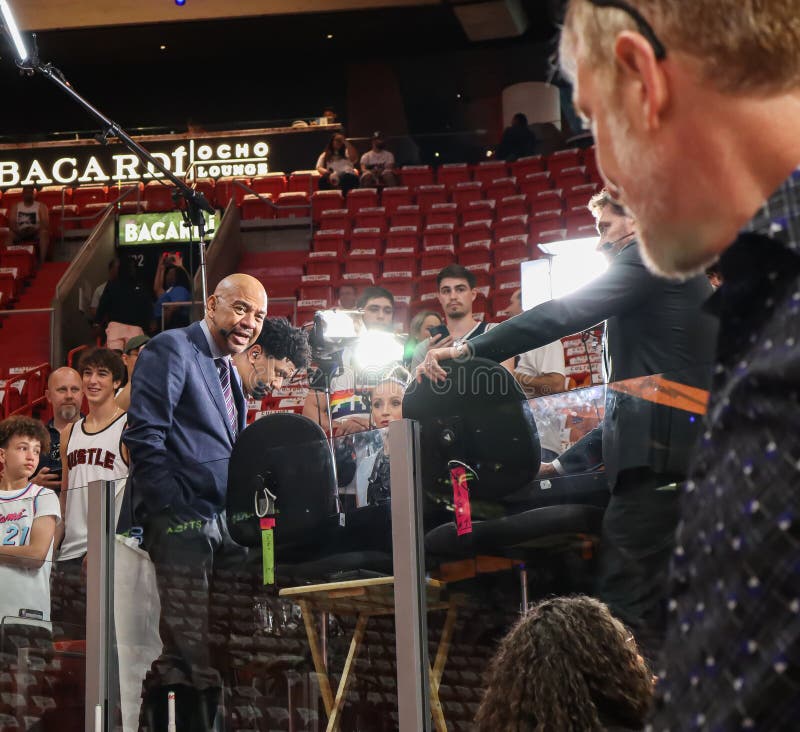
[652,166,800,730]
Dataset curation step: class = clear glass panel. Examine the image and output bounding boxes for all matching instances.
[0,480,88,732]
[108,428,399,731]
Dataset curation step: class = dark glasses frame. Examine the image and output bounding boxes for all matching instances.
[588,0,667,60]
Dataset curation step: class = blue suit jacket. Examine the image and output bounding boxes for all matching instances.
[122,320,247,523]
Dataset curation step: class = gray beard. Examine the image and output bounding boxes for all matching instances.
[57,404,79,422]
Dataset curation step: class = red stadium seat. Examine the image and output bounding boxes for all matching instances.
[497,194,529,220]
[390,204,422,229]
[1,245,35,280]
[451,181,484,210]
[437,163,471,189]
[311,190,344,224]
[191,178,216,209]
[553,165,588,191]
[72,185,109,215]
[50,204,79,233]
[519,171,553,198]
[566,206,597,237]
[275,191,310,219]
[143,181,176,212]
[547,148,582,177]
[530,209,564,240]
[381,186,414,215]
[319,207,350,234]
[354,206,388,232]
[426,203,458,228]
[416,184,448,212]
[458,220,493,248]
[531,190,564,215]
[422,223,455,251]
[241,193,275,220]
[386,226,420,253]
[486,177,518,201]
[288,170,320,194]
[350,227,384,254]
[1,188,23,211]
[532,226,568,249]
[461,199,496,225]
[109,182,144,208]
[399,165,435,189]
[564,183,600,211]
[493,263,523,294]
[420,250,456,275]
[344,255,381,279]
[36,185,70,208]
[495,215,529,241]
[458,241,492,269]
[472,161,509,186]
[215,176,252,208]
[510,154,546,179]
[494,235,530,267]
[312,229,347,257]
[251,172,288,200]
[347,188,379,217]
[383,248,418,275]
[305,255,341,280]
[299,277,333,303]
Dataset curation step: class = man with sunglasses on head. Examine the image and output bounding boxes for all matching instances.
[556,1,800,728]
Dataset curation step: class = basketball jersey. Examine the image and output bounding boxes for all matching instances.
[59,413,129,561]
[0,483,61,622]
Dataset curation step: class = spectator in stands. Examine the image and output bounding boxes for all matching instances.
[559,2,800,727]
[358,285,395,332]
[506,288,566,461]
[32,366,83,491]
[336,284,358,310]
[115,334,149,412]
[232,317,310,399]
[8,185,50,263]
[0,416,61,645]
[404,310,443,364]
[95,257,151,351]
[152,253,193,331]
[89,258,119,323]
[495,113,538,161]
[123,274,265,729]
[410,265,513,371]
[475,595,653,731]
[418,192,717,660]
[53,348,128,634]
[360,131,399,188]
[317,133,360,197]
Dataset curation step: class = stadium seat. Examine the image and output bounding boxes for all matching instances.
[547,148,582,177]
[311,190,344,224]
[191,178,216,208]
[1,188,23,211]
[493,263,523,293]
[420,250,456,275]
[298,279,333,303]
[354,206,388,232]
[0,208,7,227]
[398,165,435,189]
[461,199,496,225]
[458,241,492,269]
[350,227,384,254]
[386,226,420,253]
[72,185,109,215]
[275,191,310,218]
[485,177,518,201]
[426,203,458,228]
[519,171,553,198]
[494,234,530,267]
[451,181,484,210]
[531,190,564,215]
[510,154,546,179]
[422,223,455,250]
[495,215,529,241]
[553,165,588,190]
[497,194,529,220]
[143,181,176,212]
[472,161,509,186]
[312,229,347,257]
[566,206,597,237]
[532,226,568,249]
[390,204,423,229]
[463,263,492,290]
[344,255,381,279]
[241,193,274,220]
[1,244,36,280]
[319,207,350,234]
[288,170,320,194]
[347,188,379,217]
[251,173,288,200]
[383,248,418,275]
[381,186,414,215]
[216,176,252,208]
[437,163,471,189]
[109,182,144,208]
[305,255,341,280]
[49,204,79,233]
[416,184,448,213]
[564,182,600,211]
[530,209,564,240]
[458,220,493,248]
[36,185,70,208]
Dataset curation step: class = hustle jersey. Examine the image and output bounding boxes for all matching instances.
[0,483,61,622]
[59,413,129,561]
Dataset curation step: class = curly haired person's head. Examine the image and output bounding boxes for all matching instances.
[475,595,653,731]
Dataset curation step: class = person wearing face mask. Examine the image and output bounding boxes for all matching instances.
[417,190,717,660]
[359,131,399,188]
[316,132,360,196]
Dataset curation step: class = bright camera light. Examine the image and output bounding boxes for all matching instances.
[353,331,404,371]
[0,0,28,62]
[319,309,358,339]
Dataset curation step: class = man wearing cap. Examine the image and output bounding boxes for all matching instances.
[115,334,150,412]
[360,132,398,188]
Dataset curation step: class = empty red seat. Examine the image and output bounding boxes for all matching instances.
[463,264,492,290]
[350,228,384,254]
[386,226,420,253]
[275,191,310,219]
[554,165,588,190]
[423,223,455,251]
[547,148,583,177]
[461,199,496,225]
[383,249,418,275]
[252,173,288,200]
[50,204,79,233]
[437,163,471,189]
[420,250,456,275]
[305,255,341,280]
[531,208,564,237]
[354,206,388,231]
[531,221,568,247]
[191,178,215,208]
[458,220,493,248]
[458,242,492,269]
[472,161,509,186]
[531,190,564,215]
[0,268,19,302]
[319,208,350,234]
[216,176,252,208]
[566,206,597,237]
[143,181,176,212]
[497,194,529,220]
[72,185,109,215]
[344,256,381,279]
[486,177,518,201]
[399,165,435,189]
[564,183,600,211]
[299,278,333,303]
[493,263,523,293]
[1,188,23,211]
[288,170,320,194]
[311,190,344,224]
[510,155,546,179]
[416,184,448,212]
[426,203,458,228]
[381,186,414,215]
[109,182,144,208]
[495,215,529,241]
[1,245,35,280]
[494,235,530,267]
[390,204,422,229]
[37,185,70,208]
[452,181,484,210]
[519,171,553,198]
[347,188,379,217]
[241,193,275,220]
[312,229,347,257]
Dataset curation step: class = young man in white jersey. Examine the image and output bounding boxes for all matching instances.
[53,347,129,633]
[0,416,61,651]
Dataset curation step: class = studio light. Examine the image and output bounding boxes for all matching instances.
[0,0,28,63]
[353,331,404,372]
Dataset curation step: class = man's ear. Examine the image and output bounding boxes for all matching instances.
[613,30,669,132]
[469,288,477,303]
[248,345,262,364]
[206,294,217,317]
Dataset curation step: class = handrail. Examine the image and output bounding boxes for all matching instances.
[67,343,91,368]
[1,361,51,418]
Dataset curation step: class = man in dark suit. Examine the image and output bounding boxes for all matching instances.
[123,273,268,730]
[417,192,717,656]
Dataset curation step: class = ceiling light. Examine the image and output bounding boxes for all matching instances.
[326,34,334,39]
[0,0,28,62]
[160,45,167,50]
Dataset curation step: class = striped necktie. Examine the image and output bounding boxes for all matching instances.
[215,357,238,436]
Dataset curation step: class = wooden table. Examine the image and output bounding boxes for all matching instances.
[280,576,459,732]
